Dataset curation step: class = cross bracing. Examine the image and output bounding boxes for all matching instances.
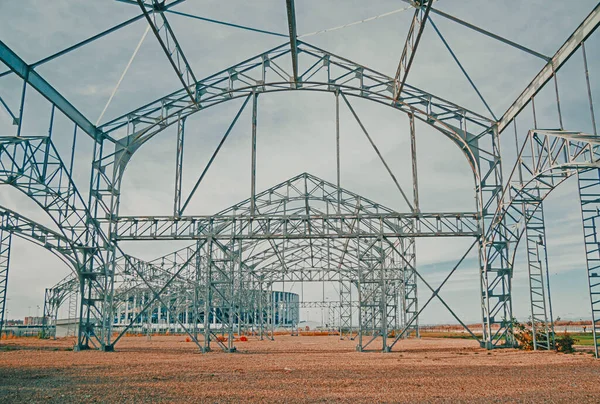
[0,1,598,356]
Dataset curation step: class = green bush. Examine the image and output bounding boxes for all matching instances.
[511,319,550,350]
[555,331,577,353]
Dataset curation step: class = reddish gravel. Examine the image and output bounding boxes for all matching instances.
[1,335,599,403]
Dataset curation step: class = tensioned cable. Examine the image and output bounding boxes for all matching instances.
[298,4,415,38]
[96,24,151,126]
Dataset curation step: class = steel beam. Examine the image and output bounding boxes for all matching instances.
[0,41,101,141]
[174,116,185,217]
[0,215,11,339]
[498,3,600,133]
[251,93,258,215]
[137,0,198,103]
[114,212,480,240]
[428,7,550,61]
[393,0,433,101]
[285,0,299,85]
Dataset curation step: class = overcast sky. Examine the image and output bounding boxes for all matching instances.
[0,1,598,325]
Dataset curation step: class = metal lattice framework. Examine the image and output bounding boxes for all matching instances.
[0,1,598,356]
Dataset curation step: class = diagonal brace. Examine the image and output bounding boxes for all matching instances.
[137,0,198,103]
[393,0,433,101]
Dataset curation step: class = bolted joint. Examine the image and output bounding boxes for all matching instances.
[73,343,90,352]
[151,0,166,12]
[101,344,114,352]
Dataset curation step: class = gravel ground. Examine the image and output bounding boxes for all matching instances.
[0,335,599,403]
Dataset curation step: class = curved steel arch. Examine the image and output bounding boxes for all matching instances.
[0,205,78,339]
[483,130,599,348]
[488,130,599,259]
[90,43,496,236]
[0,135,205,350]
[0,135,114,348]
[0,205,78,272]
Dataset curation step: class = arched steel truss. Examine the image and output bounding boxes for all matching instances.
[0,1,599,356]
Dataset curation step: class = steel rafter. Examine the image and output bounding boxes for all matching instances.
[285,0,299,85]
[393,0,433,101]
[0,41,102,141]
[137,0,198,103]
[498,3,600,133]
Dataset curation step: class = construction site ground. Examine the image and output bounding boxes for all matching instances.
[1,334,599,403]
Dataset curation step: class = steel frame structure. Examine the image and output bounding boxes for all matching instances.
[0,1,598,356]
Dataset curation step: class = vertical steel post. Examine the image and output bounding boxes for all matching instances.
[409,113,419,211]
[15,75,27,137]
[336,91,341,213]
[203,239,213,352]
[552,69,564,130]
[0,215,12,340]
[174,116,185,216]
[408,112,420,337]
[582,42,597,136]
[251,92,258,216]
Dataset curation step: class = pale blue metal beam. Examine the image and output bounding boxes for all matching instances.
[0,95,17,123]
[286,0,299,84]
[0,40,102,141]
[429,7,550,61]
[166,10,288,38]
[498,2,600,133]
[0,15,146,79]
[137,0,198,103]
[393,0,433,101]
[118,0,286,37]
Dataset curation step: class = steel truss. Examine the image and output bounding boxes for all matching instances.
[85,36,509,348]
[0,2,598,356]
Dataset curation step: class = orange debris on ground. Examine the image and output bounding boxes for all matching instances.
[0,335,599,402]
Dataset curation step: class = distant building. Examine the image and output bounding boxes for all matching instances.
[24,316,45,326]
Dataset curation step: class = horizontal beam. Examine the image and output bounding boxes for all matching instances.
[114,212,481,240]
[498,3,600,133]
[0,40,102,141]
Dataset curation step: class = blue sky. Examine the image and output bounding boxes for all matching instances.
[0,1,598,324]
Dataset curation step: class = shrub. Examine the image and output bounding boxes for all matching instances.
[512,320,534,350]
[555,331,577,353]
[511,319,551,350]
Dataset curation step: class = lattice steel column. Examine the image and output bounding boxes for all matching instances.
[67,290,78,337]
[524,201,554,350]
[173,116,185,216]
[339,279,353,339]
[203,238,239,351]
[407,112,420,338]
[357,237,388,351]
[42,289,52,339]
[401,237,419,337]
[202,239,213,352]
[578,167,600,357]
[0,216,11,339]
[480,125,514,349]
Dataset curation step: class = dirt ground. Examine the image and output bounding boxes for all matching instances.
[1,335,599,403]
